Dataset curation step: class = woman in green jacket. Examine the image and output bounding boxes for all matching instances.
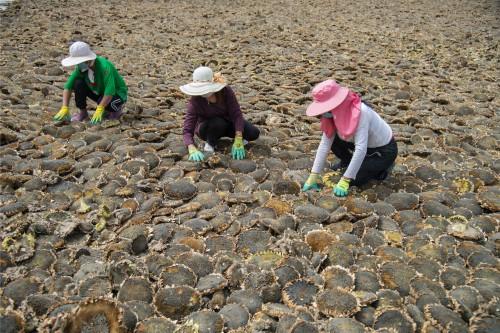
[54,41,128,124]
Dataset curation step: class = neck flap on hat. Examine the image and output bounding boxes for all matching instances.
[320,91,362,139]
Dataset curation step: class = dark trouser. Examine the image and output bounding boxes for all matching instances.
[74,78,124,113]
[198,117,260,147]
[332,135,398,186]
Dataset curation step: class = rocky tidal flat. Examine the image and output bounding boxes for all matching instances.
[0,0,499,332]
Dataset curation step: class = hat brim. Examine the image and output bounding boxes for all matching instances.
[306,86,349,117]
[61,53,97,67]
[179,82,227,96]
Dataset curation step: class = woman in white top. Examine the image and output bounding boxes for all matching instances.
[302,79,397,197]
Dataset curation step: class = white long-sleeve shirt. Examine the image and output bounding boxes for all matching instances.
[311,103,393,179]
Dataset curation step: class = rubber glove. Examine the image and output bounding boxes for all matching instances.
[90,105,105,124]
[53,106,70,121]
[188,145,204,162]
[302,172,321,191]
[231,135,245,160]
[333,177,350,197]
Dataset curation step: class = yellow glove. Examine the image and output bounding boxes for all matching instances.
[333,177,350,197]
[188,145,205,162]
[302,173,321,191]
[231,135,245,160]
[90,105,105,124]
[53,106,70,121]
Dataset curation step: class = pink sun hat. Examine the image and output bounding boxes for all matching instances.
[306,79,350,117]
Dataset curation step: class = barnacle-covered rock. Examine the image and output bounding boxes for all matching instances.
[159,264,197,288]
[3,277,42,307]
[61,299,129,333]
[274,265,300,287]
[195,273,227,295]
[180,310,224,333]
[154,286,201,320]
[117,277,153,303]
[264,198,292,216]
[447,216,484,240]
[326,243,354,268]
[379,262,417,296]
[0,310,24,333]
[282,279,319,310]
[164,180,197,200]
[355,269,381,293]
[424,303,468,333]
[321,266,354,291]
[440,266,466,290]
[326,318,365,333]
[219,303,250,330]
[236,230,272,255]
[135,317,178,333]
[175,251,213,277]
[477,186,500,212]
[227,289,263,315]
[345,197,374,217]
[78,276,112,298]
[247,250,285,271]
[374,307,416,332]
[316,288,359,317]
[294,204,330,224]
[305,230,336,252]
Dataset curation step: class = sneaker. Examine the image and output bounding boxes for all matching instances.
[204,142,215,153]
[105,109,123,120]
[71,110,89,122]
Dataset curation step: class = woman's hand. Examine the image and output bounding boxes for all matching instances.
[53,106,70,121]
[302,172,321,191]
[231,135,245,160]
[188,145,205,162]
[333,177,350,197]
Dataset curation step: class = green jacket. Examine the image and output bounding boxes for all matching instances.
[64,56,127,102]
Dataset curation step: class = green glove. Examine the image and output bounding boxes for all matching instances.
[53,106,70,121]
[302,172,321,191]
[333,177,350,197]
[231,135,245,160]
[188,145,204,162]
[90,105,105,124]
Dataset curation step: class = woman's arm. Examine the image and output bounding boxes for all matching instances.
[311,133,335,174]
[183,99,198,146]
[343,114,369,180]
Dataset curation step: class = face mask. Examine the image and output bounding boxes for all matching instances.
[79,62,89,72]
[321,112,333,119]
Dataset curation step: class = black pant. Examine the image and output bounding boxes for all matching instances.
[198,117,260,147]
[332,135,398,186]
[74,78,123,113]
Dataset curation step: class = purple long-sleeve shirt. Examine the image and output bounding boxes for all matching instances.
[183,86,245,146]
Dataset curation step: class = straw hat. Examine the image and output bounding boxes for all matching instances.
[306,79,349,117]
[179,66,227,96]
[61,41,97,67]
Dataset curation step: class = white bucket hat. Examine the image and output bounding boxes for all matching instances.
[61,41,97,67]
[179,66,227,96]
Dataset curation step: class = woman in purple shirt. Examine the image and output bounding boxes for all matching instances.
[180,67,260,161]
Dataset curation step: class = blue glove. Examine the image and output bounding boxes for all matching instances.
[302,173,321,191]
[333,177,350,197]
[231,136,245,160]
[188,145,204,162]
